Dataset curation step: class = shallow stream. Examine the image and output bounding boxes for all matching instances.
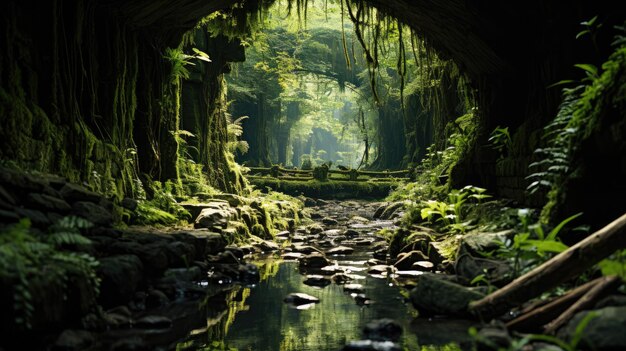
[176,200,474,351]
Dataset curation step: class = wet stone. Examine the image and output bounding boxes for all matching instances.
[342,340,401,351]
[344,283,365,293]
[326,246,354,255]
[412,261,435,272]
[364,318,403,342]
[284,293,320,305]
[54,329,95,351]
[299,253,330,268]
[344,229,360,238]
[322,217,338,226]
[134,315,172,329]
[331,273,353,284]
[282,252,304,260]
[304,274,331,287]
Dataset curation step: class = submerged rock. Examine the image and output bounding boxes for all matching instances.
[342,340,401,351]
[363,319,403,342]
[283,293,320,305]
[326,246,354,255]
[344,283,365,293]
[304,274,331,287]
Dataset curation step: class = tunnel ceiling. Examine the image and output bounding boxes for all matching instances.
[106,0,613,82]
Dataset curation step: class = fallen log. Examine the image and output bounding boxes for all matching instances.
[544,275,620,334]
[469,212,626,320]
[505,277,609,332]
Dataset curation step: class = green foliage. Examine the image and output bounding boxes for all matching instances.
[496,211,581,277]
[417,185,489,233]
[533,25,626,221]
[130,181,191,225]
[488,126,513,160]
[164,47,212,84]
[300,154,313,170]
[0,217,100,330]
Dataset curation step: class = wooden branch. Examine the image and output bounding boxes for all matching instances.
[544,275,620,334]
[469,212,626,320]
[505,277,605,333]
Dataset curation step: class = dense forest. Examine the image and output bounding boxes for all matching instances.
[1,1,625,350]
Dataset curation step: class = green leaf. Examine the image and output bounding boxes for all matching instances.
[525,240,569,254]
[574,63,598,77]
[546,79,576,89]
[546,212,582,241]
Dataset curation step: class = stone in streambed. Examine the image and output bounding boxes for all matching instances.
[394,250,429,270]
[409,273,485,317]
[284,293,320,305]
[326,246,354,255]
[342,340,401,351]
[298,253,330,268]
[412,261,435,272]
[304,275,331,287]
[364,318,403,342]
[134,315,172,329]
[344,283,365,293]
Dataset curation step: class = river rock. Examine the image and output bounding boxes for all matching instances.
[332,273,353,284]
[344,229,359,238]
[163,267,201,282]
[238,263,260,284]
[412,261,434,272]
[455,254,511,286]
[368,265,395,275]
[322,217,338,225]
[304,197,317,206]
[194,207,231,229]
[342,340,401,351]
[327,246,354,255]
[299,253,330,268]
[344,283,365,293]
[171,230,225,257]
[364,319,402,342]
[145,289,169,308]
[135,315,172,329]
[284,293,320,305]
[307,223,324,234]
[394,250,429,270]
[282,252,304,260]
[410,273,485,317]
[54,329,95,350]
[97,255,144,308]
[293,245,322,254]
[558,306,626,350]
[304,275,331,287]
[254,240,280,252]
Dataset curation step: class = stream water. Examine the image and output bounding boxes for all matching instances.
[176,200,474,351]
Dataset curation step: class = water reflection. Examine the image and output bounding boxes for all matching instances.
[180,254,469,351]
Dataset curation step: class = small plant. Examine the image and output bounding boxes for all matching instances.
[488,126,513,160]
[0,217,100,330]
[498,211,581,277]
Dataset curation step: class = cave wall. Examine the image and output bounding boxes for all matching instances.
[366,0,621,209]
[0,0,241,199]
